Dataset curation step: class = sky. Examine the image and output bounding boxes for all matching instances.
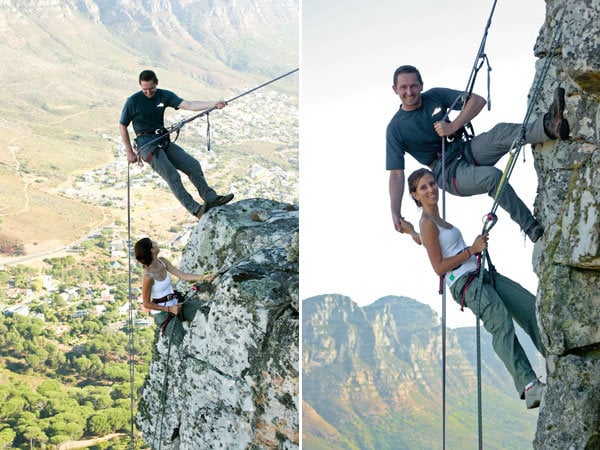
[300,0,548,327]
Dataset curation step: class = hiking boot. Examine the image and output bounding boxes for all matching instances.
[197,193,234,218]
[525,379,546,409]
[543,87,569,140]
[525,221,544,243]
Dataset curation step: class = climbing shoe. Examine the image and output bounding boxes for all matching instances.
[525,379,546,409]
[197,193,234,218]
[525,221,544,243]
[543,87,569,140]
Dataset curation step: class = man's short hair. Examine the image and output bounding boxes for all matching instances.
[139,70,158,84]
[393,65,423,86]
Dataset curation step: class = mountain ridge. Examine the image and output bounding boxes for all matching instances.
[302,293,544,449]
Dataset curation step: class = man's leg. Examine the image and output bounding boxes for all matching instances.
[469,118,548,166]
[148,146,202,215]
[164,143,218,204]
[446,163,537,232]
[451,273,538,395]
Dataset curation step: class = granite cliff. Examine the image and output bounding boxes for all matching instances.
[137,199,299,449]
[531,1,600,448]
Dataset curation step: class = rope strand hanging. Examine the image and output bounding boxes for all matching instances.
[126,161,136,449]
[437,2,498,448]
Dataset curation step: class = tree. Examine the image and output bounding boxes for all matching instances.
[73,355,92,375]
[22,425,48,450]
[0,426,16,448]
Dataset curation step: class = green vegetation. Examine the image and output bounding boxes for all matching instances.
[0,242,154,449]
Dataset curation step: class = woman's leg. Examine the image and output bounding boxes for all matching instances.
[492,272,546,357]
[452,274,538,395]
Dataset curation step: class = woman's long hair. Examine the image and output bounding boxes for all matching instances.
[134,237,153,266]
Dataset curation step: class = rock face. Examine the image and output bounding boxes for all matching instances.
[137,199,299,449]
[531,1,600,448]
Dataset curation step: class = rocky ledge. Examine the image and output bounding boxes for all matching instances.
[136,198,299,449]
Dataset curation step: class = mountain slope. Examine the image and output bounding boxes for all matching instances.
[302,294,545,449]
[0,0,298,259]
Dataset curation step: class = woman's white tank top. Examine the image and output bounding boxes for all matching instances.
[146,259,176,315]
[427,220,478,287]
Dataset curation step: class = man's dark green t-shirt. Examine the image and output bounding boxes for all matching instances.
[386,87,464,170]
[120,89,184,134]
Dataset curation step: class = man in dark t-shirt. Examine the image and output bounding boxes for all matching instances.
[387,65,569,242]
[119,69,233,218]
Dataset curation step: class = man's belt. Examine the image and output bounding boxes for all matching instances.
[136,128,168,138]
[152,293,179,304]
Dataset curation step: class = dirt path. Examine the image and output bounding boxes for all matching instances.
[56,433,129,449]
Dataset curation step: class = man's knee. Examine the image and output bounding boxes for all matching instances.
[474,167,502,194]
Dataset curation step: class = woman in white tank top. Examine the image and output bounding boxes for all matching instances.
[134,237,215,346]
[401,168,547,409]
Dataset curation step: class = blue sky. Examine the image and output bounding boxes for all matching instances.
[300,0,547,327]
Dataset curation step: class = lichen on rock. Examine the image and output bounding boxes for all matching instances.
[136,198,298,449]
[531,1,600,448]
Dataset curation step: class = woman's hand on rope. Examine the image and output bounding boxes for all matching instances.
[471,233,489,254]
[214,100,228,109]
[167,303,182,315]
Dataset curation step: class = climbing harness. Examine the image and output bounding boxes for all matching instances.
[134,68,299,159]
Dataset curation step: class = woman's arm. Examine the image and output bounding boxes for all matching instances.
[420,219,481,276]
[161,257,216,283]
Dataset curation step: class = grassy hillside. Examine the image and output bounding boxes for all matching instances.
[0,2,298,262]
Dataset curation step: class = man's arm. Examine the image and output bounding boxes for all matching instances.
[389,169,406,233]
[119,123,138,164]
[178,100,227,112]
[434,93,486,137]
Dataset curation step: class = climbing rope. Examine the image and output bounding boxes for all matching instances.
[155,322,176,450]
[437,2,498,448]
[126,162,136,449]
[485,7,565,229]
[135,68,299,156]
[464,7,565,449]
